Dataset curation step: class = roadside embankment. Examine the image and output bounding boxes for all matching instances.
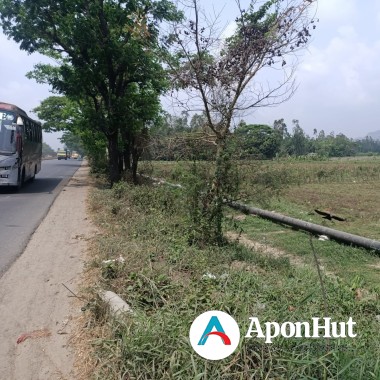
[0,162,94,380]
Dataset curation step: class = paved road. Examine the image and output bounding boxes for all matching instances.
[0,159,82,276]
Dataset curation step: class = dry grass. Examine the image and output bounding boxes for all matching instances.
[71,227,103,380]
[281,181,380,239]
[226,231,306,268]
[75,165,380,379]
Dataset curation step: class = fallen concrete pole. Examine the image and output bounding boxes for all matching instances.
[137,174,380,252]
[228,201,380,252]
[99,290,133,316]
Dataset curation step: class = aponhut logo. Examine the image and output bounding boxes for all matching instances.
[190,311,357,360]
[189,310,240,360]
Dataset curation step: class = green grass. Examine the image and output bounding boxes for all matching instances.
[142,158,380,238]
[143,156,380,186]
[229,210,380,290]
[84,177,380,379]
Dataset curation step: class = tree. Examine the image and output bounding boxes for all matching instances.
[0,0,182,184]
[189,113,207,132]
[60,131,85,156]
[32,96,80,132]
[235,123,281,159]
[167,0,318,244]
[290,119,309,156]
[34,95,107,171]
[42,143,56,157]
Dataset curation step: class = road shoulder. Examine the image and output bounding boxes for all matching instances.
[0,162,94,380]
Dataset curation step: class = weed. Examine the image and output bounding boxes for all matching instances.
[85,176,380,379]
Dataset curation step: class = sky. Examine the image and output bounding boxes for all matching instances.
[0,35,62,149]
[0,0,379,147]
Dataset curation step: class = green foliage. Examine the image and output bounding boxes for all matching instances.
[235,122,282,159]
[179,143,241,246]
[0,0,182,183]
[33,95,108,172]
[33,96,79,132]
[87,179,380,379]
[147,114,375,164]
[59,131,84,155]
[41,142,55,157]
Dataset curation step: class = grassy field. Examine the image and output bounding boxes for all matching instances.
[142,157,380,239]
[82,157,380,379]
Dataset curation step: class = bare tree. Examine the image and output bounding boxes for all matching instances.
[166,0,318,244]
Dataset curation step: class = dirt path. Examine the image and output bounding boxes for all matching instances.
[0,163,94,380]
[226,231,306,268]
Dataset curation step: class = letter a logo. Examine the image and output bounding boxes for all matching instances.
[189,310,240,360]
[198,316,232,345]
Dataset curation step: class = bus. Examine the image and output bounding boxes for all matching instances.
[0,102,42,188]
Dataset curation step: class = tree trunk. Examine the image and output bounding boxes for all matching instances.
[121,129,131,171]
[131,146,139,185]
[205,137,228,245]
[118,152,124,172]
[124,144,131,172]
[131,131,139,184]
[108,131,120,185]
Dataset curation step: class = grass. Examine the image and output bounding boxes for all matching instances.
[229,212,380,290]
[280,182,380,238]
[142,156,380,186]
[82,167,380,379]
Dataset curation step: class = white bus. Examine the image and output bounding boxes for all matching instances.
[0,102,42,189]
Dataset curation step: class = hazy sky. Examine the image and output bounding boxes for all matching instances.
[0,0,379,150]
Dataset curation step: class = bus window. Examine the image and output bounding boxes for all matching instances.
[0,111,16,154]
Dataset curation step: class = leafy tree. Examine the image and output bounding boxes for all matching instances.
[356,136,380,155]
[42,142,56,157]
[34,96,107,170]
[235,123,281,159]
[290,119,309,156]
[273,118,291,156]
[331,134,356,157]
[0,0,182,184]
[314,132,356,157]
[189,113,207,132]
[33,96,80,132]
[60,131,85,156]
[273,118,289,139]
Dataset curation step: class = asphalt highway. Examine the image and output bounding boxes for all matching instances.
[0,159,82,276]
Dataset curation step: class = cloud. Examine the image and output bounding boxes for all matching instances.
[297,26,380,108]
[316,0,356,22]
[253,1,380,138]
[221,21,237,39]
[0,34,52,115]
[0,34,62,147]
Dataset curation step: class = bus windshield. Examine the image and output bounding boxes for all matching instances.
[0,110,16,155]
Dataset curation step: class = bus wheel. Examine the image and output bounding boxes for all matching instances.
[17,168,25,190]
[30,166,37,182]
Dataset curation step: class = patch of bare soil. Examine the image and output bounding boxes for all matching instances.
[0,163,95,380]
[226,231,305,268]
[367,262,380,270]
[226,232,341,283]
[226,214,247,221]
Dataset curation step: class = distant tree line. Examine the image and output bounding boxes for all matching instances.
[147,114,380,160]
[42,142,56,157]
